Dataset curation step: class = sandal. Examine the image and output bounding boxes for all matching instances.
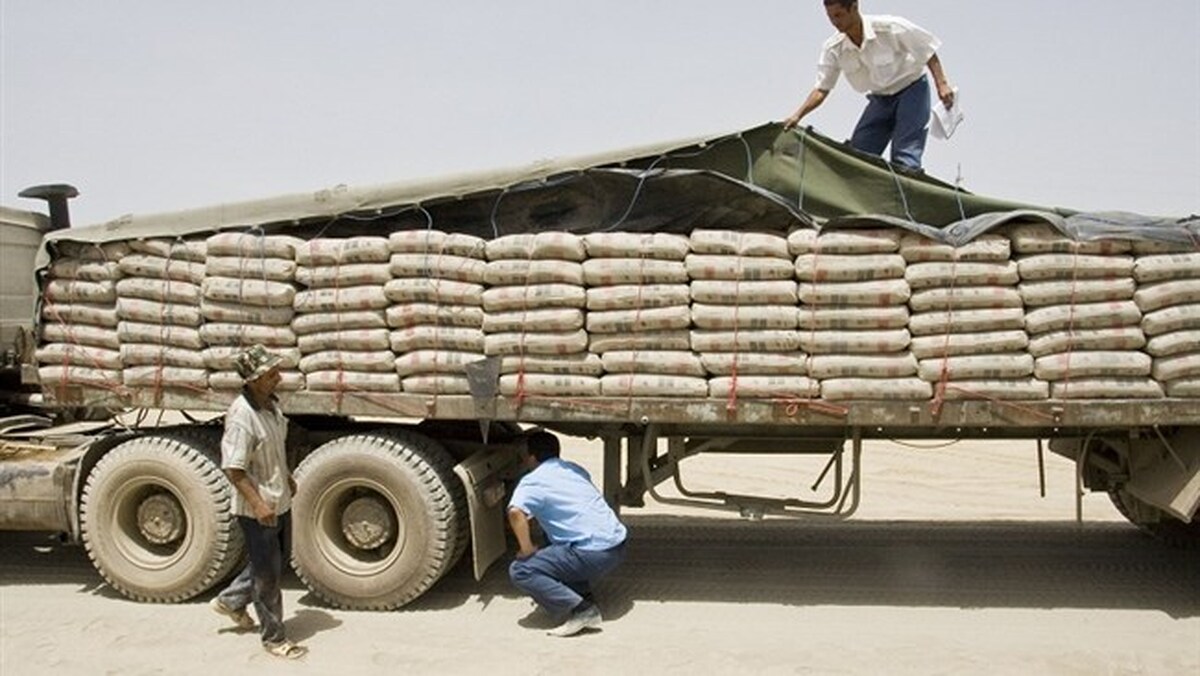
[264,640,308,660]
[210,598,255,631]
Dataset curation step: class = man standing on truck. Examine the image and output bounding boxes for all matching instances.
[508,431,628,637]
[209,344,306,660]
[783,0,955,171]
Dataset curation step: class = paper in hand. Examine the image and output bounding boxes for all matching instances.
[930,87,963,140]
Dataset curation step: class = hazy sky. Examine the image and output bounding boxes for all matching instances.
[2,1,1197,227]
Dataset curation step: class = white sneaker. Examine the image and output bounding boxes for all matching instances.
[547,604,602,637]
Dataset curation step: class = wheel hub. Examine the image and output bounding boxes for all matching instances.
[341,496,395,550]
[136,492,186,545]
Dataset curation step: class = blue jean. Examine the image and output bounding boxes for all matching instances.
[509,541,627,619]
[217,512,291,645]
[850,75,932,170]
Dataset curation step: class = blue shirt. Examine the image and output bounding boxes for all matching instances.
[509,458,627,551]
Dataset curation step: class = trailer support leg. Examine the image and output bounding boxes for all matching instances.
[602,435,622,515]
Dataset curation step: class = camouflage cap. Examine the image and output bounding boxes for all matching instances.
[234,344,284,382]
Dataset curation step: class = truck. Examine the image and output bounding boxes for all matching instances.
[2,123,1197,610]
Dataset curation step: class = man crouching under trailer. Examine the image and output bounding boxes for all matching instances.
[508,431,628,637]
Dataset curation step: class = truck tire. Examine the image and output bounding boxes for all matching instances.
[290,430,467,610]
[1108,488,1200,549]
[80,432,244,602]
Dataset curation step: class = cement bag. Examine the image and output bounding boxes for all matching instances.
[388,230,486,258]
[387,304,484,329]
[799,329,911,355]
[797,306,909,331]
[485,233,586,262]
[798,279,910,306]
[48,259,122,282]
[292,310,388,335]
[501,354,604,376]
[587,306,691,334]
[209,370,305,391]
[205,256,296,282]
[123,366,208,388]
[1165,379,1200,397]
[1152,354,1200,382]
[485,330,588,356]
[202,277,296,308]
[911,330,1030,359]
[583,232,690,260]
[905,261,1019,290]
[909,308,1026,336]
[206,232,301,259]
[820,377,932,401]
[45,279,117,305]
[484,284,587,312]
[485,260,584,286]
[484,308,584,333]
[36,343,122,370]
[294,286,389,313]
[1142,304,1200,336]
[198,300,292,326]
[701,352,808,376]
[1034,351,1152,380]
[1146,330,1200,358]
[41,324,120,350]
[1007,224,1132,255]
[1027,327,1146,357]
[794,254,906,283]
[121,322,205,350]
[120,344,205,369]
[940,379,1049,400]
[295,263,391,289]
[589,331,692,353]
[600,374,708,398]
[691,280,798,306]
[53,241,130,262]
[42,303,119,328]
[692,304,798,331]
[1051,378,1163,399]
[394,350,485,377]
[899,233,1010,262]
[200,323,296,349]
[1019,278,1136,307]
[788,228,900,255]
[685,255,794,281]
[1133,253,1200,282]
[118,298,203,327]
[128,238,207,262]
[1025,301,1142,334]
[582,259,689,286]
[1017,254,1135,281]
[389,326,486,353]
[118,255,206,284]
[115,278,201,305]
[690,231,789,258]
[499,373,602,396]
[1134,279,1200,313]
[809,353,917,378]
[918,353,1034,381]
[691,330,802,353]
[389,253,487,283]
[307,371,400,393]
[910,287,1023,312]
[294,237,390,266]
[600,350,706,377]
[402,375,470,395]
[384,279,484,306]
[709,376,819,399]
[299,350,397,374]
[38,365,122,388]
[297,328,388,353]
[203,346,302,370]
[584,284,690,311]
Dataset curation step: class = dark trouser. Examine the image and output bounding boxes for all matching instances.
[509,541,627,620]
[850,75,932,170]
[218,512,291,645]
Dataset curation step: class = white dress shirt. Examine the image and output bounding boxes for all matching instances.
[815,15,941,96]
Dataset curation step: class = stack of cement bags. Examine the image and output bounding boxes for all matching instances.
[37,241,126,391]
[202,233,304,391]
[386,231,487,395]
[294,236,395,393]
[481,233,594,398]
[686,230,812,400]
[903,233,1042,399]
[1134,245,1200,397]
[582,232,697,398]
[1013,224,1160,398]
[791,229,926,400]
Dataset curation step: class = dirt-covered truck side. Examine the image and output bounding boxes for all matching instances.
[3,124,1198,610]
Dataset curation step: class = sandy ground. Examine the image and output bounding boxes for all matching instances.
[2,439,1198,676]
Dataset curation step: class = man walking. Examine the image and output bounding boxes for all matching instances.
[508,431,628,637]
[783,0,955,170]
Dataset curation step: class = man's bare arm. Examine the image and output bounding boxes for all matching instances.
[226,468,277,526]
[926,54,954,109]
[784,88,830,130]
[507,508,538,559]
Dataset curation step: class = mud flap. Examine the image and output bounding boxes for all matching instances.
[1127,428,1200,523]
[453,445,521,580]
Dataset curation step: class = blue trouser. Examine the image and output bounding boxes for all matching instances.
[218,512,291,645]
[850,75,932,170]
[509,541,627,619]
